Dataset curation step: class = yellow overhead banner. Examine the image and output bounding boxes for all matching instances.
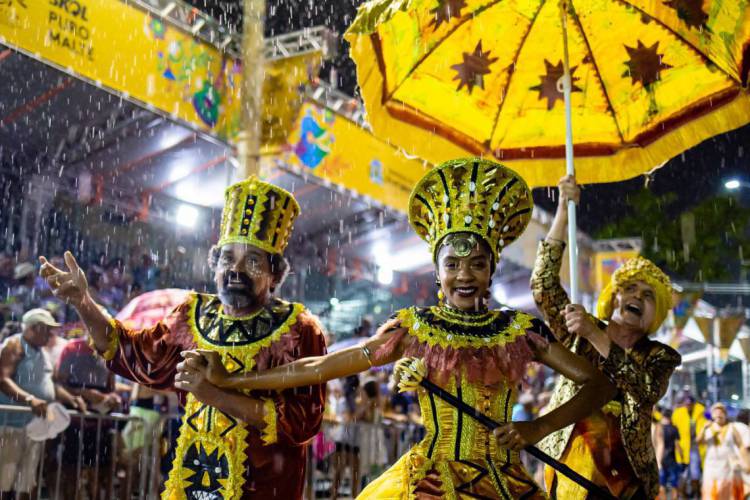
[268,102,429,212]
[0,0,320,143]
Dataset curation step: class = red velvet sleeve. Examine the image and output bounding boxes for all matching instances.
[105,298,196,391]
[253,311,327,447]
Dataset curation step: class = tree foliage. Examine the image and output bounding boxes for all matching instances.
[596,190,750,282]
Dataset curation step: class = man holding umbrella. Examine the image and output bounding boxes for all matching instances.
[39,177,326,499]
[531,175,681,499]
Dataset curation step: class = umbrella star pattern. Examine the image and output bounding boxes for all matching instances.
[346,0,750,186]
[451,41,498,93]
[623,40,672,88]
[530,59,583,110]
[429,0,467,30]
[664,0,710,31]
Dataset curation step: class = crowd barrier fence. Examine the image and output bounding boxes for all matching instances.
[0,404,424,499]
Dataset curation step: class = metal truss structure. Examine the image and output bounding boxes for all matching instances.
[308,83,369,128]
[129,0,335,61]
[673,282,750,295]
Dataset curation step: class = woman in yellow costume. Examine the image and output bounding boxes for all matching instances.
[183,158,616,498]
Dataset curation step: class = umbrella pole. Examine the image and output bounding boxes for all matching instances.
[560,0,579,303]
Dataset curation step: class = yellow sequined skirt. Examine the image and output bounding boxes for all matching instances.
[359,448,547,499]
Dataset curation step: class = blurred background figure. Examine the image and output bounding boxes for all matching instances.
[342,319,373,417]
[329,377,360,498]
[0,322,19,349]
[673,394,707,498]
[655,409,682,500]
[355,377,387,487]
[696,403,748,500]
[735,409,750,496]
[513,392,538,478]
[0,309,84,500]
[512,392,536,422]
[7,263,37,320]
[120,384,167,499]
[55,332,121,500]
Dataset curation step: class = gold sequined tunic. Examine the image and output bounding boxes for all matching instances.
[531,240,681,499]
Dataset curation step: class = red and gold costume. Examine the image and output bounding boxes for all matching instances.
[531,241,680,499]
[366,305,554,499]
[97,178,326,499]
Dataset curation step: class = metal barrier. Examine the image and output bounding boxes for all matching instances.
[304,419,424,499]
[0,404,169,500]
[1,404,422,500]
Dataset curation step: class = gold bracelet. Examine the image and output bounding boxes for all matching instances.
[361,345,373,367]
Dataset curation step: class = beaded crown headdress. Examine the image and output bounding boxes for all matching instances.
[408,158,533,262]
[217,177,300,255]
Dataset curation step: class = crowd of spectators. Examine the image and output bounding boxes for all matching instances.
[0,252,178,500]
[0,250,167,331]
[652,395,750,500]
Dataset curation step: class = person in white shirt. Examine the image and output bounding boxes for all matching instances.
[731,409,750,496]
[697,403,747,500]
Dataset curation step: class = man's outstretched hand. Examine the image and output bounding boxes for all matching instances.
[39,251,89,308]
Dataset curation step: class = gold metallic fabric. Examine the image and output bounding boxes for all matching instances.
[408,158,533,262]
[531,240,681,498]
[218,177,300,254]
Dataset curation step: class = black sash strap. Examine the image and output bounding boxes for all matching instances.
[418,377,618,500]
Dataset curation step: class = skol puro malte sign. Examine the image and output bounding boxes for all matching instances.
[0,0,245,141]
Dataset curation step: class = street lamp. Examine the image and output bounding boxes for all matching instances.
[725,179,750,190]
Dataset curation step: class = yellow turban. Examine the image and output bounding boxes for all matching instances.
[595,256,672,334]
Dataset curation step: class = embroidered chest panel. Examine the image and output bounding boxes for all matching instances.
[191,294,297,347]
[400,306,532,349]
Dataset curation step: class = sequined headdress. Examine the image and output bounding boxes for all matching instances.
[408,158,533,263]
[596,255,672,334]
[218,177,300,255]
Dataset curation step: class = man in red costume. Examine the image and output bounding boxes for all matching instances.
[40,177,326,499]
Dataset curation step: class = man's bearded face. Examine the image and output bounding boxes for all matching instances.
[214,243,274,311]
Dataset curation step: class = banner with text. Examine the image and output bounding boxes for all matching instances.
[0,0,320,143]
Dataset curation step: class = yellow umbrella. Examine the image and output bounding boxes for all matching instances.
[346,0,750,299]
[346,0,750,187]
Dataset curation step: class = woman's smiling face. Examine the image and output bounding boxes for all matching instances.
[436,235,493,311]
